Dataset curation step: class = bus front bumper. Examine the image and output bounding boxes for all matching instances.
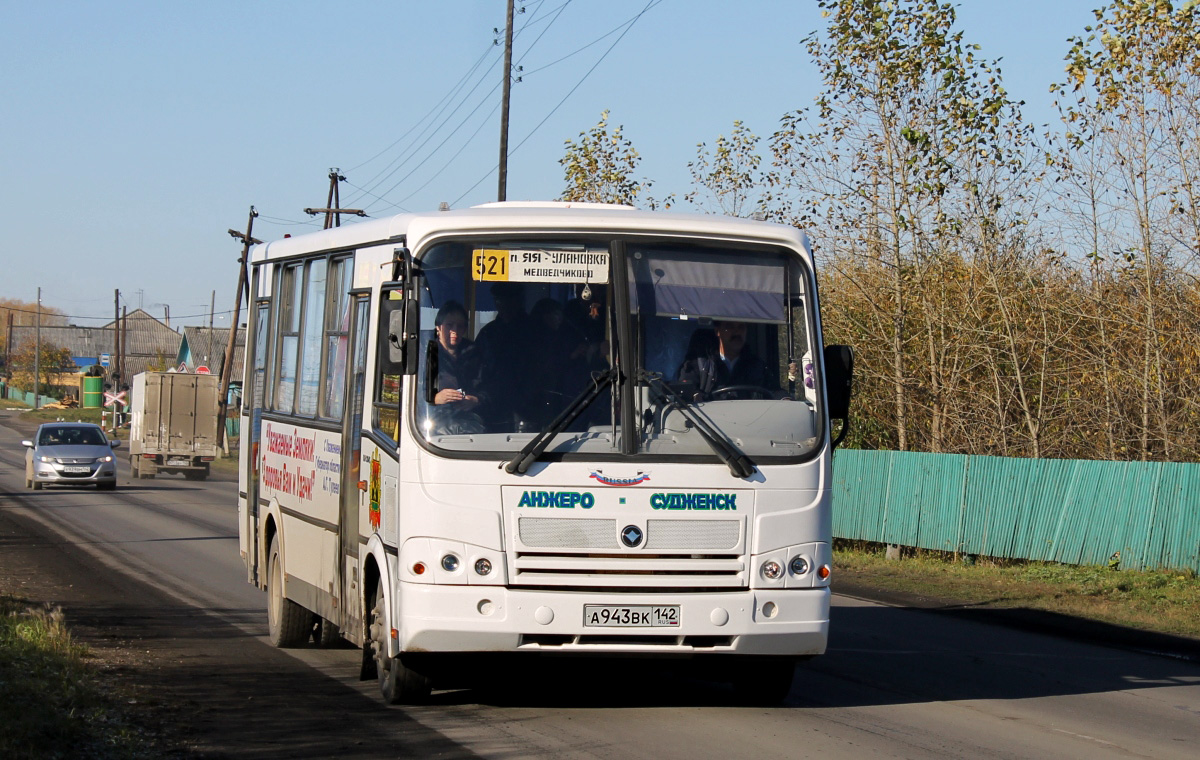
[398,584,829,656]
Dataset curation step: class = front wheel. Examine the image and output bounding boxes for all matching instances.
[267,537,310,647]
[731,657,796,705]
[369,583,431,704]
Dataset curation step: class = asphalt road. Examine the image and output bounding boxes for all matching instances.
[2,411,1198,759]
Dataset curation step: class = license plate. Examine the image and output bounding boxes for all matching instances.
[583,605,679,628]
[167,458,190,466]
[63,466,91,474]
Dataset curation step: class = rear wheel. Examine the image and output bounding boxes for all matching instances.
[314,617,341,648]
[369,583,431,704]
[267,537,310,647]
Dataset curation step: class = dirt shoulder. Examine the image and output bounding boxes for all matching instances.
[0,497,475,759]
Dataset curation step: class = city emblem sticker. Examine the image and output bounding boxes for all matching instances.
[368,449,381,530]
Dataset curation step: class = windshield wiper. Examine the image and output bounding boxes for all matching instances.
[639,370,756,479]
[504,367,618,475]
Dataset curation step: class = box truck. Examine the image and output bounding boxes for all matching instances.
[129,371,219,480]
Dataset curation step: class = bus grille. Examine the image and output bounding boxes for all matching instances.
[512,517,747,589]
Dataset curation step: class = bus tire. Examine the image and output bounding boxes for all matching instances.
[369,583,431,704]
[731,657,795,706]
[267,537,310,648]
[314,617,341,648]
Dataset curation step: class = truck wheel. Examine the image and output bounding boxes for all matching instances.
[130,456,139,478]
[267,537,310,648]
[731,657,795,705]
[139,461,156,479]
[32,481,43,491]
[369,583,431,704]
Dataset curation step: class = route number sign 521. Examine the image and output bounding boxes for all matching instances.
[473,249,510,281]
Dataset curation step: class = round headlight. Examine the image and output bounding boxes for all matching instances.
[441,554,461,572]
[761,560,783,581]
[789,556,810,576]
[474,558,493,576]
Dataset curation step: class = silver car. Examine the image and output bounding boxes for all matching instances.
[23,422,121,491]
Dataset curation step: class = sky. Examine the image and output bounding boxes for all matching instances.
[1,0,1102,328]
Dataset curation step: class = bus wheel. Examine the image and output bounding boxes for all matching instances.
[369,584,431,704]
[314,617,341,648]
[731,657,795,706]
[267,537,310,647]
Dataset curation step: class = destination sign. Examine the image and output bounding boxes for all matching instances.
[472,249,609,284]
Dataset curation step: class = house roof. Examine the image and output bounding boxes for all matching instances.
[10,308,181,381]
[178,326,245,379]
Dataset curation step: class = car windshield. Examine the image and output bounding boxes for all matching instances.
[413,235,819,461]
[40,426,107,447]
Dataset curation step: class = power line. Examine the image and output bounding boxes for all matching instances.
[452,0,660,207]
[356,3,566,212]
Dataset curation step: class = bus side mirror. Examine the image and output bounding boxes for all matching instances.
[823,343,854,431]
[386,299,421,376]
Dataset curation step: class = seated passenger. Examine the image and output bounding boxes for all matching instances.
[428,301,484,435]
[474,282,537,431]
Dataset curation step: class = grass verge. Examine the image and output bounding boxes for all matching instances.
[834,543,1200,640]
[0,595,164,759]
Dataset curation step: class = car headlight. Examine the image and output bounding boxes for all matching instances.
[38,455,55,463]
[101,455,113,463]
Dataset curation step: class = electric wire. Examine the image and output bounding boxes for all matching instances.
[361,2,567,212]
[451,0,660,207]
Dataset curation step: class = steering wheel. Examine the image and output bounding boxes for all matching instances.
[709,385,775,400]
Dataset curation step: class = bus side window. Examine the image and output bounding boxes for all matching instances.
[373,290,404,442]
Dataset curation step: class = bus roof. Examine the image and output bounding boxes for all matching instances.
[250,202,811,263]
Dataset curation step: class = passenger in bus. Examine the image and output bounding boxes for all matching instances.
[677,320,779,400]
[432,301,480,409]
[528,298,592,428]
[429,301,484,435]
[473,282,537,431]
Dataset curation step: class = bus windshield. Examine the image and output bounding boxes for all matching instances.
[414,236,819,461]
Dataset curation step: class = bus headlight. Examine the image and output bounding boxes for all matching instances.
[440,554,461,572]
[789,556,810,576]
[761,560,783,581]
[474,558,493,576]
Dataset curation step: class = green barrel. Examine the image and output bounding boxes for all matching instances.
[82,376,104,408]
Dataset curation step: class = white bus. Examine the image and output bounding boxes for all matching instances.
[238,202,853,704]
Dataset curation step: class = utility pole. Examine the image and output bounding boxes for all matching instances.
[34,287,41,409]
[304,169,366,229]
[218,206,261,452]
[4,311,13,381]
[113,289,120,392]
[497,0,515,201]
[120,306,128,392]
[209,290,216,331]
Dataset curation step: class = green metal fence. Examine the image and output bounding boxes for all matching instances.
[832,450,1200,573]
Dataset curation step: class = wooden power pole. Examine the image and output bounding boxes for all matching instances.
[304,169,366,229]
[217,206,261,452]
[497,0,515,201]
